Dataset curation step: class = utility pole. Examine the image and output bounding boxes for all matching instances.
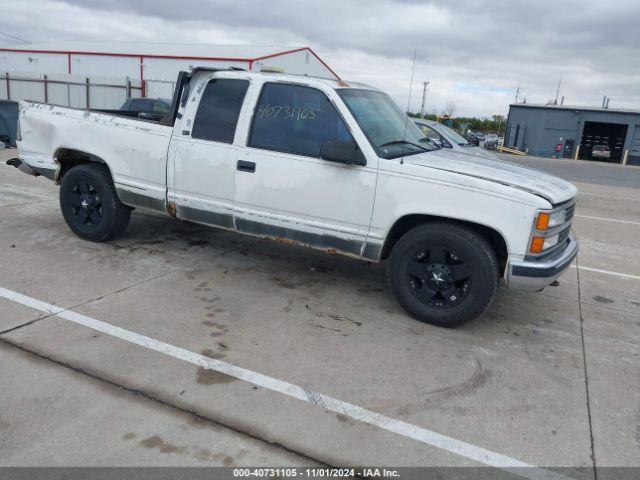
[420,81,429,117]
[405,48,417,115]
[554,78,561,105]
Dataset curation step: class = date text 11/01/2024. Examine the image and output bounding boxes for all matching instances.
[233,468,400,477]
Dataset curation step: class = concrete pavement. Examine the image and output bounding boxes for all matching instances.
[0,150,638,476]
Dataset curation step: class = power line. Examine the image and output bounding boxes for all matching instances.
[0,30,30,44]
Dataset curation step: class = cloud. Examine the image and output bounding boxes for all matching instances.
[1,0,639,116]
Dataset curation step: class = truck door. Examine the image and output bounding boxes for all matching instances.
[168,75,250,229]
[233,82,377,257]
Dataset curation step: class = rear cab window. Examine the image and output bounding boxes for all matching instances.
[130,99,153,112]
[192,78,250,143]
[153,101,169,114]
[248,82,353,158]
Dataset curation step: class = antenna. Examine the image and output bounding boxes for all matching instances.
[402,48,418,147]
[405,48,418,114]
[515,84,520,103]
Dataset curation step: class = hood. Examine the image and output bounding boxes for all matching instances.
[403,149,577,204]
[456,145,499,161]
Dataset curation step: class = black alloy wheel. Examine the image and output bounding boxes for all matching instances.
[388,223,499,327]
[59,164,131,241]
[406,245,471,308]
[65,180,104,232]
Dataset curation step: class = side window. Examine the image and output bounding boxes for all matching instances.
[192,79,250,143]
[419,125,451,148]
[249,83,353,158]
[419,125,440,141]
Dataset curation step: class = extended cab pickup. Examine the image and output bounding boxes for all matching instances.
[11,68,578,326]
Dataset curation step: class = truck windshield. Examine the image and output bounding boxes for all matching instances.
[337,89,436,159]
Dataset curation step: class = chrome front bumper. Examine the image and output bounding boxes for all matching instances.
[506,236,579,292]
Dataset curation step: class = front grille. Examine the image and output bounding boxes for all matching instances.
[564,203,575,223]
[557,224,571,244]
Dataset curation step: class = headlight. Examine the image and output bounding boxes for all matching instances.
[530,204,573,255]
[543,234,559,249]
[535,210,566,230]
[530,233,559,253]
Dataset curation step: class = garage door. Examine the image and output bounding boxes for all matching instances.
[628,125,640,166]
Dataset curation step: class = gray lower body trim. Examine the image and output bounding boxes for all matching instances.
[31,166,56,181]
[116,188,166,212]
[177,205,234,230]
[235,217,364,258]
[362,241,383,261]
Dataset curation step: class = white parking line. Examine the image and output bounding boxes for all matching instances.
[575,215,640,226]
[572,265,640,281]
[0,285,569,480]
[578,191,640,202]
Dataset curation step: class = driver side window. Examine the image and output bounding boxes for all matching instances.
[248,83,354,158]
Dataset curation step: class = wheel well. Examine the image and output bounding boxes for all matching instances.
[54,148,111,183]
[380,214,509,275]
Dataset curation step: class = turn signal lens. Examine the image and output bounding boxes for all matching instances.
[530,236,545,253]
[536,213,550,230]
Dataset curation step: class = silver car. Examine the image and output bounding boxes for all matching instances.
[415,119,499,160]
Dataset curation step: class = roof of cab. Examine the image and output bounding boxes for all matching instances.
[198,67,377,91]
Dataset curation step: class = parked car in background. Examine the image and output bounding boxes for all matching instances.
[466,132,480,146]
[119,97,172,121]
[0,100,19,148]
[591,144,611,160]
[484,134,499,150]
[12,68,578,327]
[415,120,498,160]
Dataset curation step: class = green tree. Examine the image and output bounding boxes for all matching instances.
[408,111,506,135]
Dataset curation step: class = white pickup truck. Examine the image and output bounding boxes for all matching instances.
[10,68,578,327]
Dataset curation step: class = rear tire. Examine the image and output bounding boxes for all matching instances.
[59,164,131,242]
[387,223,499,327]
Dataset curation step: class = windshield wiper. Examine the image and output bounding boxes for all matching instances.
[379,139,428,151]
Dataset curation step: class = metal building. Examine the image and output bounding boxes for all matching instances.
[505,103,640,166]
[0,41,340,100]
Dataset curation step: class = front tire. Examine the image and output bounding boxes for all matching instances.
[59,164,131,242]
[388,223,499,327]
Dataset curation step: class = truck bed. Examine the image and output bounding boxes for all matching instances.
[18,101,174,207]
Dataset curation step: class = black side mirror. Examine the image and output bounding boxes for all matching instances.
[320,140,366,166]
